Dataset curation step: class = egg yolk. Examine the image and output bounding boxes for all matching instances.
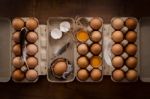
[76,31,89,42]
[90,56,102,68]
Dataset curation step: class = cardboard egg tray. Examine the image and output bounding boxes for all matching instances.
[74,17,104,82]
[103,17,140,82]
[11,18,48,83]
[47,17,75,83]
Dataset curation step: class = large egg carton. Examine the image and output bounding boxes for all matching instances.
[103,17,140,82]
[11,17,48,83]
[74,17,104,82]
[47,17,75,83]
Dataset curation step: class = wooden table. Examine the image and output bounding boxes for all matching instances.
[0,0,150,99]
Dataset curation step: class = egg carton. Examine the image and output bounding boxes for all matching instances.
[11,17,48,83]
[74,17,104,82]
[103,17,140,82]
[0,18,12,82]
[47,17,75,83]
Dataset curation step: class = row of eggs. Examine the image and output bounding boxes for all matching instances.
[111,17,138,82]
[12,18,39,82]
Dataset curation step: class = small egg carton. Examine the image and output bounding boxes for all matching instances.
[47,17,75,83]
[11,17,48,83]
[103,17,140,82]
[74,17,104,82]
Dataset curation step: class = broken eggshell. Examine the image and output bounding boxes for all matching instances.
[60,21,71,33]
[50,28,63,40]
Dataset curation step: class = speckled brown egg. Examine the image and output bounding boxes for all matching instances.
[12,31,20,43]
[77,56,89,68]
[90,18,102,30]
[12,18,24,30]
[77,69,89,81]
[26,69,38,81]
[12,44,21,56]
[125,44,137,56]
[111,18,124,30]
[126,57,137,69]
[112,31,124,43]
[126,31,137,42]
[112,69,125,81]
[126,69,138,81]
[90,69,102,81]
[26,18,38,30]
[26,57,38,68]
[12,69,25,81]
[125,18,137,30]
[112,56,124,68]
[26,44,38,56]
[12,57,24,68]
[26,31,38,43]
[90,43,102,55]
[77,43,88,55]
[112,44,124,55]
[90,31,102,42]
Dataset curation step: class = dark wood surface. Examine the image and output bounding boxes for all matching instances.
[0,0,150,99]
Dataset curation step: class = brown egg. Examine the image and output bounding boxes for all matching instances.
[77,43,88,55]
[90,31,102,42]
[26,32,38,43]
[53,61,67,76]
[112,69,125,81]
[125,44,137,56]
[126,31,137,42]
[26,44,38,56]
[112,56,124,68]
[77,56,89,68]
[12,57,24,68]
[12,18,24,30]
[90,43,102,55]
[126,69,138,81]
[26,18,38,30]
[12,44,21,56]
[126,57,137,69]
[26,70,38,81]
[77,69,89,81]
[12,69,25,81]
[125,18,137,30]
[12,31,20,43]
[90,56,102,68]
[90,69,102,81]
[112,44,124,55]
[112,31,124,43]
[111,18,124,30]
[26,57,38,69]
[90,18,102,30]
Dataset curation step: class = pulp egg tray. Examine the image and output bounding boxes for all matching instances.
[74,17,104,82]
[47,17,75,83]
[103,17,140,82]
[11,17,48,83]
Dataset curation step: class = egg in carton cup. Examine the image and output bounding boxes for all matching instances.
[11,17,48,83]
[103,17,139,82]
[47,17,75,83]
[74,17,104,82]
